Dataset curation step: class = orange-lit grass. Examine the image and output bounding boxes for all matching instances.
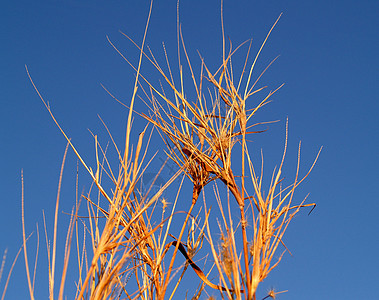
[13,1,321,299]
[105,3,321,299]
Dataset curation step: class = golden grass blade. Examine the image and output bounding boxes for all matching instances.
[1,235,32,300]
[21,169,35,300]
[32,224,39,294]
[49,142,69,298]
[243,13,282,100]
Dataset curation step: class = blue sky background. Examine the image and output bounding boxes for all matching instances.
[1,0,378,299]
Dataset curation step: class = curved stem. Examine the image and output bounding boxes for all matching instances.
[159,185,201,300]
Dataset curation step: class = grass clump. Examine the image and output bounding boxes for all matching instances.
[1,1,321,299]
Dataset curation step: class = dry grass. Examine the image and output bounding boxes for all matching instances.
[112,5,321,299]
[1,1,321,300]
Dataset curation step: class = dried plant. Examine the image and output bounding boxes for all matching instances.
[5,1,321,300]
[106,2,321,299]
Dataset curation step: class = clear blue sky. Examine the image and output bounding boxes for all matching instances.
[1,0,378,299]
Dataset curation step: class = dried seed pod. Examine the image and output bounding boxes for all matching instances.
[182,147,214,174]
[182,147,193,158]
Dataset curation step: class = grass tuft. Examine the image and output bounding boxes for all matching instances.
[7,1,321,300]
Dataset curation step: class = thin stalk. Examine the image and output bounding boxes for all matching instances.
[21,170,35,300]
[161,185,201,300]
